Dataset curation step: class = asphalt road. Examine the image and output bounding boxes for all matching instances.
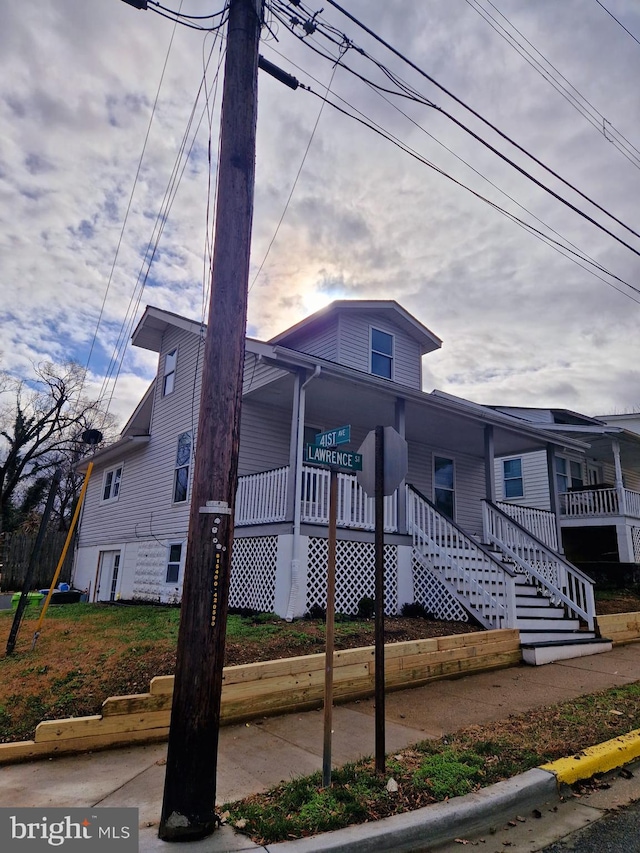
[540,798,640,852]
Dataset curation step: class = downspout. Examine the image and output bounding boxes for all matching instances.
[285,364,321,621]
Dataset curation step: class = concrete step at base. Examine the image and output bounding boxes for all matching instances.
[518,630,597,644]
[521,637,613,666]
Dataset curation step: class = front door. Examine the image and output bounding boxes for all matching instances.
[95,550,121,602]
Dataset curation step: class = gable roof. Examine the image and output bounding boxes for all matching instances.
[268,300,442,355]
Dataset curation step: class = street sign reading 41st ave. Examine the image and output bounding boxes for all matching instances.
[315,425,350,448]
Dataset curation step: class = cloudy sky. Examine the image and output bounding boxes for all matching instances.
[1,0,639,427]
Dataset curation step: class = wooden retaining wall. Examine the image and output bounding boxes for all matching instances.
[596,612,640,645]
[0,629,521,765]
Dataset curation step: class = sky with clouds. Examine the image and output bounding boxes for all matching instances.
[1,0,639,427]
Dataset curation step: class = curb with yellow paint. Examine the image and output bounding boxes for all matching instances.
[540,727,640,785]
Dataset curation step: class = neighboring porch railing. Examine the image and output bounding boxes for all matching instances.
[495,501,558,551]
[483,500,595,630]
[407,486,517,630]
[560,487,640,520]
[235,465,398,531]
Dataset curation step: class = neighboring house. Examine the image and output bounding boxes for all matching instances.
[492,407,640,567]
[73,301,609,664]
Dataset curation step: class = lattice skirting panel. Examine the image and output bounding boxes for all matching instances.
[633,527,640,564]
[229,536,277,613]
[412,553,469,622]
[306,537,398,615]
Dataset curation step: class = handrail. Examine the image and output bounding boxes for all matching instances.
[407,485,517,630]
[483,500,595,629]
[494,501,558,551]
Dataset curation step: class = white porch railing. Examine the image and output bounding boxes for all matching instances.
[495,501,558,551]
[301,466,397,531]
[560,487,640,520]
[483,501,595,630]
[235,466,289,525]
[407,486,517,630]
[235,465,398,531]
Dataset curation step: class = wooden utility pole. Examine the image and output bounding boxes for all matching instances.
[159,0,263,841]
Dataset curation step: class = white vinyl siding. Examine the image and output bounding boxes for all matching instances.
[238,400,292,475]
[243,353,288,394]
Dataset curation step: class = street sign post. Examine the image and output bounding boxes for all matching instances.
[303,425,358,788]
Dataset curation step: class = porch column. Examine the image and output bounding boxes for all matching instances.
[484,425,495,502]
[612,439,627,516]
[546,443,564,554]
[286,369,303,522]
[395,397,407,534]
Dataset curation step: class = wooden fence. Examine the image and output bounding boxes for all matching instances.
[0,532,74,592]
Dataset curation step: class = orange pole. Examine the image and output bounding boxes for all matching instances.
[32,461,94,645]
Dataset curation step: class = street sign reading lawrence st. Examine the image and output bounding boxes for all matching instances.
[304,444,363,471]
[315,425,351,448]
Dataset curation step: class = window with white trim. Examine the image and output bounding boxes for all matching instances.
[370,328,394,379]
[102,465,122,502]
[555,456,584,493]
[163,348,177,396]
[502,458,524,499]
[166,542,182,583]
[434,456,455,519]
[173,432,192,503]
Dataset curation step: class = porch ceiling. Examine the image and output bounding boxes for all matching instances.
[244,371,556,459]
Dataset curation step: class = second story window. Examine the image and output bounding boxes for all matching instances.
[173,431,192,503]
[370,328,394,379]
[163,348,177,396]
[102,465,122,502]
[434,456,455,520]
[503,458,524,499]
[555,457,583,493]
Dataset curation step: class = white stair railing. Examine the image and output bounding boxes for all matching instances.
[407,486,517,630]
[483,500,595,630]
[495,501,558,551]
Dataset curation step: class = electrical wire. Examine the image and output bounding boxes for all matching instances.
[249,56,340,292]
[594,0,640,48]
[97,30,226,419]
[300,83,640,305]
[465,0,640,169]
[275,1,640,253]
[83,3,182,397]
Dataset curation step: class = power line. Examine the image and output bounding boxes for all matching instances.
[465,0,640,169]
[594,0,640,48]
[299,81,640,304]
[249,58,340,292]
[285,0,640,253]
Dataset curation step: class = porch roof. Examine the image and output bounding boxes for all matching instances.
[243,348,589,459]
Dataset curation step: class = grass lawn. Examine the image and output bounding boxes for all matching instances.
[1,590,640,844]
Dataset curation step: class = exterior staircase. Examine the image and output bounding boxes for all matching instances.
[406,486,612,665]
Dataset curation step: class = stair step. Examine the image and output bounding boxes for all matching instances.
[516,605,565,619]
[521,637,613,666]
[517,617,581,632]
[519,629,596,644]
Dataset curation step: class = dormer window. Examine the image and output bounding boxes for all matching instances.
[370,328,393,379]
[163,348,177,396]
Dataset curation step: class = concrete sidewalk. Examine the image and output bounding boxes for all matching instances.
[1,644,640,851]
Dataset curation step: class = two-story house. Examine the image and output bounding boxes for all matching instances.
[73,301,608,664]
[492,407,640,573]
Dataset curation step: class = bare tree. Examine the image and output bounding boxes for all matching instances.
[0,361,115,535]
